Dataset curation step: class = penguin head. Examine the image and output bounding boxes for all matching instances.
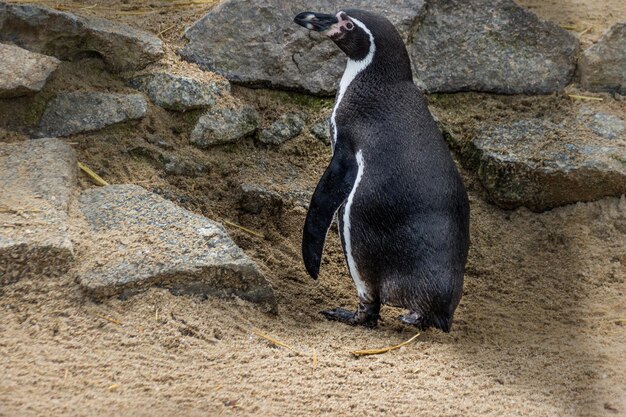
[294,9,412,80]
[294,10,374,61]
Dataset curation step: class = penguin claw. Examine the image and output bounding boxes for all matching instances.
[399,312,425,328]
[321,307,356,322]
[320,306,379,328]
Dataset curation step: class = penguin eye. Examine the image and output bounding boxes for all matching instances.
[345,21,354,31]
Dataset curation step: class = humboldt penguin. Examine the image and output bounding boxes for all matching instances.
[294,9,469,332]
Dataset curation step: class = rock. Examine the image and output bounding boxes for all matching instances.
[38,92,147,137]
[0,3,163,72]
[163,155,207,177]
[125,144,207,177]
[77,184,276,311]
[258,112,306,145]
[179,0,427,95]
[127,144,160,161]
[0,43,59,98]
[310,119,331,145]
[239,183,284,214]
[238,155,314,210]
[589,114,625,140]
[579,23,626,94]
[180,0,578,95]
[466,119,626,211]
[128,72,230,111]
[0,138,76,285]
[145,136,174,150]
[578,108,625,140]
[190,104,258,147]
[409,0,579,94]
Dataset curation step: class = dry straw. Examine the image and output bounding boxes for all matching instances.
[351,332,421,356]
[251,328,303,353]
[567,94,604,101]
[95,313,123,325]
[223,220,264,238]
[78,162,109,186]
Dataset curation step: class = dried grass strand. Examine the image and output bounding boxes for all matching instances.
[223,220,264,238]
[351,332,421,356]
[567,94,604,101]
[157,23,177,38]
[78,161,109,186]
[251,328,304,355]
[95,313,123,325]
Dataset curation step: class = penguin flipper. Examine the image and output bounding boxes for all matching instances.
[302,146,358,279]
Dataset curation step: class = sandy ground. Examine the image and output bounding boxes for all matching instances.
[1,1,626,416]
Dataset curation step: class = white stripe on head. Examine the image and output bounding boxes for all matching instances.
[330,17,375,152]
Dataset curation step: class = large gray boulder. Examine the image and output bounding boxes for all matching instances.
[190,104,258,147]
[465,118,626,211]
[409,0,579,94]
[0,43,59,98]
[77,184,276,312]
[579,23,626,94]
[38,92,148,137]
[179,0,427,95]
[0,138,76,285]
[180,0,578,95]
[0,3,163,72]
[128,72,230,111]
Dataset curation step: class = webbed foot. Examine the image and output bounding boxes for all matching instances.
[399,311,426,328]
[321,302,380,328]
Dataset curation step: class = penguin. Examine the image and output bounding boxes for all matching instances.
[294,9,469,332]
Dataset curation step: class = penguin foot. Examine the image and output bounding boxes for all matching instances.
[399,311,426,328]
[320,303,380,328]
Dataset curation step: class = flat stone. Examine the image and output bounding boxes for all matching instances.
[409,0,579,94]
[239,183,284,215]
[145,135,174,150]
[0,43,59,98]
[179,0,426,95]
[579,23,626,94]
[163,155,207,177]
[310,119,331,145]
[258,112,306,145]
[578,108,625,140]
[77,184,276,311]
[466,119,626,211]
[0,138,76,285]
[238,155,314,210]
[0,3,163,72]
[128,72,230,111]
[190,104,258,147]
[38,92,148,137]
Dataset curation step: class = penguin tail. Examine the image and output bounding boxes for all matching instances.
[431,314,453,333]
[401,310,454,332]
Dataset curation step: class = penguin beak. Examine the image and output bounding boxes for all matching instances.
[293,12,339,32]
